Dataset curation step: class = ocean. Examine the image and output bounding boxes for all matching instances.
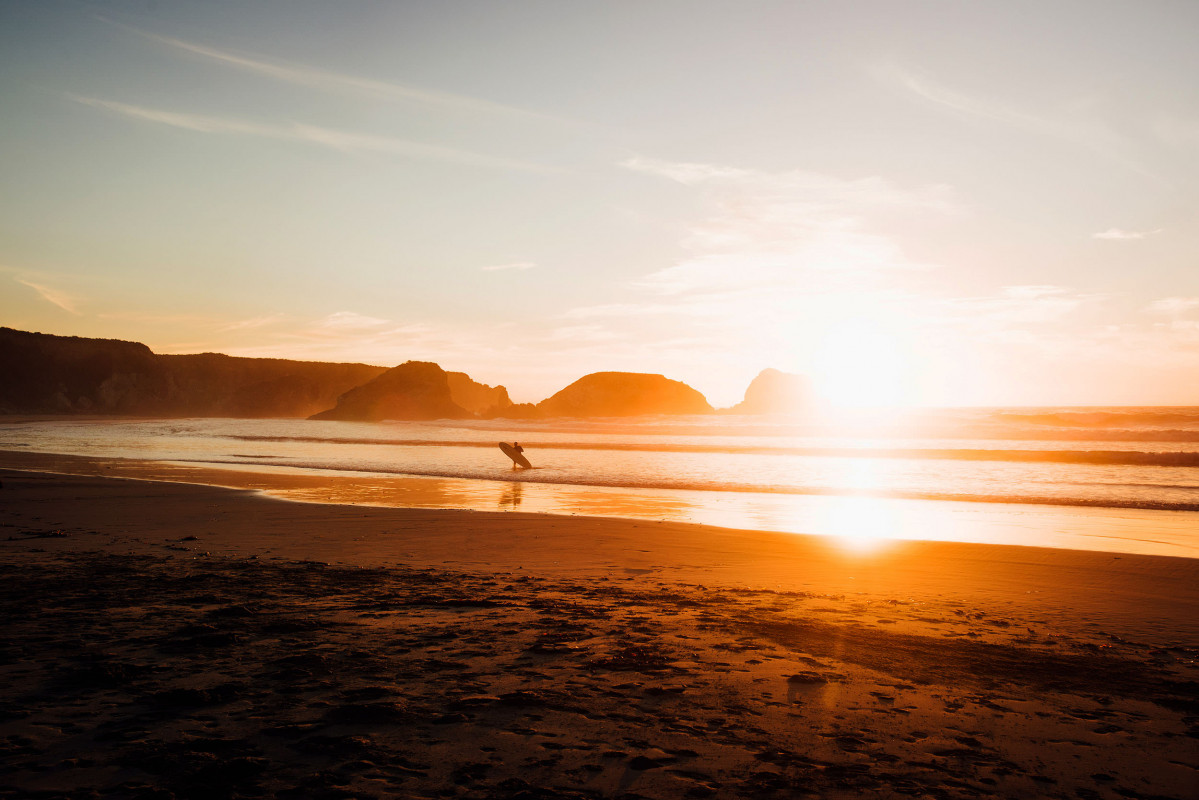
[3,407,1198,559]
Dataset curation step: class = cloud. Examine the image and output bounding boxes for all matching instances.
[481,261,537,272]
[938,285,1100,329]
[71,95,557,173]
[561,302,704,320]
[103,18,572,127]
[621,158,752,185]
[887,66,1060,135]
[1092,227,1163,240]
[217,314,289,332]
[1001,285,1071,299]
[15,277,81,314]
[612,157,953,305]
[315,311,393,331]
[622,157,957,216]
[1147,297,1199,315]
[882,65,1161,182]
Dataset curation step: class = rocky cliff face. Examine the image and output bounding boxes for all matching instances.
[535,371,713,417]
[727,368,814,415]
[309,361,473,421]
[0,327,385,418]
[446,372,512,416]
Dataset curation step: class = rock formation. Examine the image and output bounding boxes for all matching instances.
[446,372,512,417]
[534,372,713,418]
[727,368,814,415]
[309,361,473,421]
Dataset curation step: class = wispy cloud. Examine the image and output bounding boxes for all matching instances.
[217,314,289,333]
[15,277,81,314]
[1146,297,1199,315]
[481,261,537,272]
[103,18,572,127]
[623,157,957,216]
[616,157,953,303]
[938,285,1101,330]
[1092,227,1163,240]
[887,66,1063,136]
[315,311,394,331]
[561,302,704,320]
[882,65,1161,182]
[71,95,557,173]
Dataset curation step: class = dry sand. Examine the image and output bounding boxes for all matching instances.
[1,467,1197,799]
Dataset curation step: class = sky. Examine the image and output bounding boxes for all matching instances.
[1,0,1197,408]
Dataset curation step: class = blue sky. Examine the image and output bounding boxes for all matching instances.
[2,0,1197,406]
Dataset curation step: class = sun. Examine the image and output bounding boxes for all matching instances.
[809,318,915,409]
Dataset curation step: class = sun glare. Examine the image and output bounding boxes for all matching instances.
[810,319,914,409]
[814,460,898,553]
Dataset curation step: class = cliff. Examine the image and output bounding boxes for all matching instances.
[446,372,512,416]
[0,327,385,418]
[309,361,473,421]
[727,368,814,415]
[534,371,713,417]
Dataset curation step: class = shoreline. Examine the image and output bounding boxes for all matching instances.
[3,468,1198,798]
[2,448,1198,561]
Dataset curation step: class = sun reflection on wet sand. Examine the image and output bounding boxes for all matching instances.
[813,458,897,553]
[812,496,897,553]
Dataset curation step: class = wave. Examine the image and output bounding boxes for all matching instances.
[964,428,1199,443]
[991,409,1199,428]
[220,434,1199,467]
[180,457,1199,513]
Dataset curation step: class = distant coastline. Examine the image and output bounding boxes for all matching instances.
[0,327,811,420]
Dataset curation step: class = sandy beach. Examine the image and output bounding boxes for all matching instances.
[2,466,1198,799]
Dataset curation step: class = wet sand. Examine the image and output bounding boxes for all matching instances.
[2,468,1198,799]
[4,448,1198,561]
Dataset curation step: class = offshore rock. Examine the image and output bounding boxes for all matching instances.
[535,371,713,418]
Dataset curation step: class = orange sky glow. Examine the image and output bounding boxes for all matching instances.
[2,2,1197,408]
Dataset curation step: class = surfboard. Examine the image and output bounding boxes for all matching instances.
[499,442,532,469]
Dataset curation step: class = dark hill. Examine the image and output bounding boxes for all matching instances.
[0,327,385,417]
[309,361,474,421]
[535,372,713,417]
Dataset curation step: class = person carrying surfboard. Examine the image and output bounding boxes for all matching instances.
[499,441,532,469]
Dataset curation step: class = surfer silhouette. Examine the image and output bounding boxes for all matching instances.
[499,441,531,469]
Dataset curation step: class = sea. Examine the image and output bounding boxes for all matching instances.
[3,407,1198,559]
